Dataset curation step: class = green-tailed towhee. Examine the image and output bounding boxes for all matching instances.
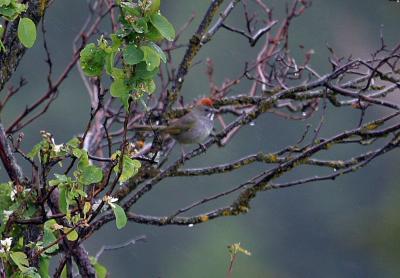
[134,98,215,144]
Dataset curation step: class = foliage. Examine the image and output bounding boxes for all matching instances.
[0,0,173,275]
[0,0,36,50]
[0,131,140,275]
[79,0,175,109]
[17,17,36,48]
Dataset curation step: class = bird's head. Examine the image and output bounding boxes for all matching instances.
[196,97,214,107]
[194,97,215,119]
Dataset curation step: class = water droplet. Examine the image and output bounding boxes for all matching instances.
[302,112,307,117]
[178,78,183,83]
[188,224,194,228]
[154,153,161,163]
[249,121,255,126]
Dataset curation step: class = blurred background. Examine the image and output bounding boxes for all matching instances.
[2,0,400,277]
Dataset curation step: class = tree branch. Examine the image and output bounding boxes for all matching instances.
[0,123,23,184]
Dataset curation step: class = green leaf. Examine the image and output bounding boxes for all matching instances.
[0,193,11,233]
[18,18,37,48]
[43,220,59,254]
[111,67,125,80]
[110,34,122,50]
[48,180,59,187]
[0,0,11,6]
[39,257,51,278]
[90,257,108,278]
[114,155,141,183]
[10,251,29,272]
[150,13,175,41]
[72,148,83,159]
[131,18,148,33]
[17,268,41,277]
[0,182,12,210]
[23,203,37,219]
[83,202,91,218]
[148,41,167,63]
[145,24,163,42]
[0,40,5,53]
[80,43,106,77]
[137,79,156,94]
[121,2,141,16]
[140,45,160,71]
[49,174,69,186]
[110,79,131,110]
[75,189,88,198]
[145,0,160,15]
[134,62,158,80]
[59,187,68,214]
[65,228,79,241]
[123,44,144,65]
[105,52,115,75]
[61,265,67,278]
[77,150,90,168]
[27,142,42,160]
[0,3,27,20]
[112,204,127,229]
[66,137,80,149]
[79,165,103,185]
[110,79,130,98]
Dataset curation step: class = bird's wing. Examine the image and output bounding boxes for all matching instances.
[164,115,194,135]
[131,124,168,131]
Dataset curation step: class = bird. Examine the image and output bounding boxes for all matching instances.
[133,98,215,145]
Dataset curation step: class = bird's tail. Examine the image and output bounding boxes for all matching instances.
[131,124,182,135]
[131,124,168,132]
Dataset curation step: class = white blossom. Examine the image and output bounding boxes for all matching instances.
[51,138,63,153]
[103,195,118,209]
[2,210,13,221]
[0,237,12,253]
[51,223,64,231]
[10,189,17,202]
[92,199,102,211]
[10,188,31,202]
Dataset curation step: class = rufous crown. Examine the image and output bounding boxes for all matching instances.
[197,97,214,107]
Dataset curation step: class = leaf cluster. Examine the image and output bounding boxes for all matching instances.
[79,0,175,109]
[0,0,37,49]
